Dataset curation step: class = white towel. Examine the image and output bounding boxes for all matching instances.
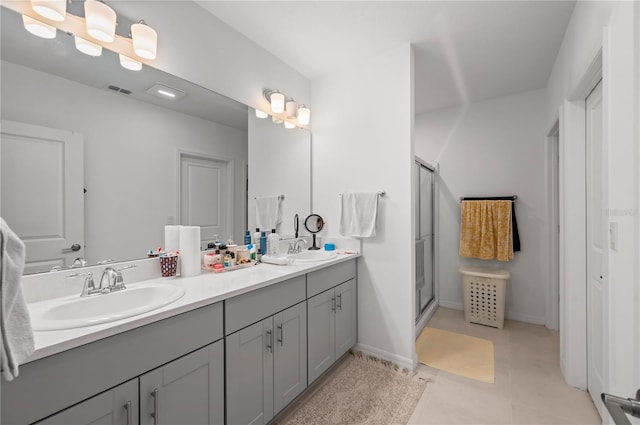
[255,196,283,231]
[1,218,35,381]
[339,193,379,237]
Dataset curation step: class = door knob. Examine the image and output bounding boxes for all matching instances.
[61,243,81,253]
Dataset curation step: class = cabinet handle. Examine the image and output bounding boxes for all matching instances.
[331,296,336,312]
[337,293,343,311]
[266,330,273,353]
[124,400,132,425]
[150,388,159,425]
[277,324,283,346]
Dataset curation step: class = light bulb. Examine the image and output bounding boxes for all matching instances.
[270,91,285,114]
[297,104,311,125]
[119,54,142,71]
[74,36,102,57]
[255,109,268,119]
[131,22,157,60]
[285,98,297,118]
[31,0,66,21]
[85,0,116,43]
[22,15,56,39]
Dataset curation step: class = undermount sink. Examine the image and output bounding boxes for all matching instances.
[30,283,186,331]
[287,250,338,263]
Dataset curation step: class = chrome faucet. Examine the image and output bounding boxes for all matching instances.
[288,238,308,254]
[99,265,136,292]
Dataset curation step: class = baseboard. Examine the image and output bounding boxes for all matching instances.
[353,343,414,370]
[504,311,545,325]
[437,300,463,310]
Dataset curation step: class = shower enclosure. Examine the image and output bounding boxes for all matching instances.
[415,160,435,322]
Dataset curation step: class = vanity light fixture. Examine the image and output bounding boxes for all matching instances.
[285,97,297,118]
[30,0,66,22]
[74,36,102,57]
[264,89,285,114]
[255,109,269,119]
[284,121,296,129]
[272,116,284,124]
[22,15,57,39]
[119,54,142,71]
[146,83,186,101]
[131,21,157,60]
[84,0,117,43]
[297,104,311,126]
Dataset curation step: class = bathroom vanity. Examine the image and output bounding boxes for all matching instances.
[1,256,358,425]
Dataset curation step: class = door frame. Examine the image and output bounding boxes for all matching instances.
[545,122,560,331]
[558,48,604,391]
[176,149,235,242]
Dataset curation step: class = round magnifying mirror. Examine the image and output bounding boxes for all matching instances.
[304,213,324,250]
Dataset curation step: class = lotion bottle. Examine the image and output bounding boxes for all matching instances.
[267,229,279,255]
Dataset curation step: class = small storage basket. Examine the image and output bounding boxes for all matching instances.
[460,266,510,328]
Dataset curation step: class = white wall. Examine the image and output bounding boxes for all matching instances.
[1,61,247,263]
[415,89,548,324]
[113,1,310,116]
[311,44,415,368]
[545,0,640,401]
[247,114,311,239]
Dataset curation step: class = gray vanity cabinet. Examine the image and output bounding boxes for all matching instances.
[139,340,224,425]
[35,379,139,425]
[307,279,357,384]
[226,302,307,425]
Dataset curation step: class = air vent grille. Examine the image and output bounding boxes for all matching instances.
[107,85,132,95]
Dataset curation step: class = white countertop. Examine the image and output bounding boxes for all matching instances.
[25,253,359,363]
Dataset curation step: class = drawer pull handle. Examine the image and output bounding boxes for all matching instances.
[150,388,159,425]
[331,296,336,312]
[266,330,273,353]
[337,293,343,311]
[124,401,132,425]
[277,324,284,346]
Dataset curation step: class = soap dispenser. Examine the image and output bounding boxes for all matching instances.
[267,229,279,255]
[259,231,267,257]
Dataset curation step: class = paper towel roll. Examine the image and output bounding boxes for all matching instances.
[164,225,182,253]
[179,226,201,277]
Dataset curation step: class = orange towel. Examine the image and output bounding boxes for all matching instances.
[459,200,513,261]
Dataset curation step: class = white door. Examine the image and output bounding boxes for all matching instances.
[180,154,231,248]
[585,80,604,418]
[1,120,84,274]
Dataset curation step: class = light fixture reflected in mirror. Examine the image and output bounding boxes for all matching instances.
[75,36,102,57]
[284,121,295,129]
[255,109,268,118]
[131,21,157,60]
[31,0,66,22]
[119,54,142,71]
[272,116,284,124]
[297,104,311,126]
[85,0,116,43]
[22,15,56,39]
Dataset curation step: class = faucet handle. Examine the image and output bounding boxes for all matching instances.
[112,264,136,291]
[69,272,100,297]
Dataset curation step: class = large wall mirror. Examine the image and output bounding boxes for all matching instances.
[0,6,311,275]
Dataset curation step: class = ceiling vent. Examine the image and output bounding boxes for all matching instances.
[106,84,132,95]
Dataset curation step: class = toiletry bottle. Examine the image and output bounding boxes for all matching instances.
[252,228,261,246]
[267,229,280,255]
[260,231,267,257]
[223,252,231,268]
[244,230,251,245]
[247,244,256,261]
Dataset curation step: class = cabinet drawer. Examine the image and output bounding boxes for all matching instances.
[307,260,356,298]
[225,276,306,335]
[2,301,223,425]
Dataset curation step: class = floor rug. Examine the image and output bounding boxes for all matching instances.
[279,352,427,425]
[416,326,495,383]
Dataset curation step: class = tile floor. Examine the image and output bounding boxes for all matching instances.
[408,307,601,425]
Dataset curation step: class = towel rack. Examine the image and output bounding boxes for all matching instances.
[339,191,386,197]
[460,195,517,202]
[255,194,285,200]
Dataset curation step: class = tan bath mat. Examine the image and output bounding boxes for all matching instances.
[416,327,495,383]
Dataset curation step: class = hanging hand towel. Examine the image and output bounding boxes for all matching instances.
[339,193,379,237]
[1,218,35,381]
[255,196,283,231]
[459,200,513,261]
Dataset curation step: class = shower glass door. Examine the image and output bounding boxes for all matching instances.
[416,161,434,321]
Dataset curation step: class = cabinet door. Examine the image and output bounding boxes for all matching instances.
[139,341,224,425]
[307,289,336,384]
[273,302,307,413]
[335,279,357,359]
[36,379,138,425]
[226,318,274,425]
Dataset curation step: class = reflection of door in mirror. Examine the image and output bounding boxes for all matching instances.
[179,153,233,248]
[1,120,85,274]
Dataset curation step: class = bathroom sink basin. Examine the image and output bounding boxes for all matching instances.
[287,250,338,263]
[30,283,186,331]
